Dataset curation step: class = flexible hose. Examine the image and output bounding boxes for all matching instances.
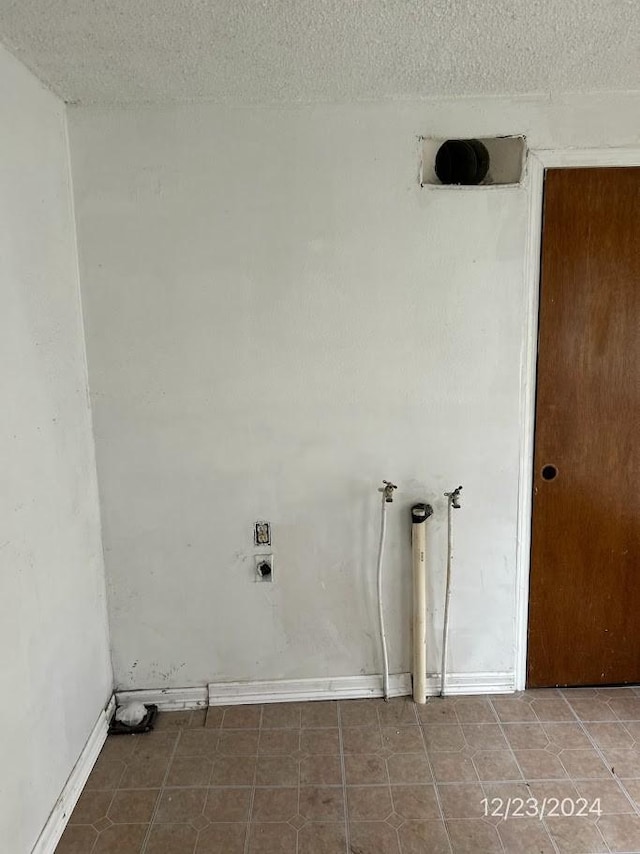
[440,497,453,696]
[376,491,390,700]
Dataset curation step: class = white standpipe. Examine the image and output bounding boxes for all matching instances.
[441,485,462,697]
[411,503,433,704]
[376,480,397,700]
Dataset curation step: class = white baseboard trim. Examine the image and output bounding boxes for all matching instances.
[208,673,413,705]
[114,671,515,713]
[425,671,515,696]
[115,686,208,710]
[31,699,111,854]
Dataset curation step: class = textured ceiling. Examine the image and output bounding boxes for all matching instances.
[0,0,638,105]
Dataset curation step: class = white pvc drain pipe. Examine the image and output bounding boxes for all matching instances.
[411,503,433,704]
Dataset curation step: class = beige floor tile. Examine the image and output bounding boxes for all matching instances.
[195,822,247,853]
[203,787,251,822]
[460,723,507,750]
[300,728,340,754]
[101,736,138,762]
[204,707,225,729]
[387,753,432,784]
[565,698,618,722]
[247,822,297,853]
[623,720,640,741]
[344,753,387,785]
[502,722,549,750]
[586,722,635,750]
[472,750,521,782]
[531,698,575,722]
[190,709,208,728]
[119,756,170,789]
[146,823,197,853]
[258,730,299,755]
[251,787,298,822]
[598,814,640,852]
[558,748,610,779]
[154,711,195,730]
[514,749,568,780]
[608,697,640,721]
[217,730,260,756]
[92,823,149,853]
[397,820,450,853]
[297,822,347,853]
[377,698,419,726]
[155,788,207,823]
[526,780,580,804]
[348,821,401,854]
[347,785,393,820]
[174,730,218,758]
[603,747,640,778]
[574,779,634,814]
[621,778,640,807]
[381,726,425,753]
[339,699,380,727]
[341,725,382,754]
[298,785,345,821]
[542,722,591,749]
[422,724,465,752]
[496,817,555,853]
[437,783,485,818]
[545,816,608,853]
[108,789,159,823]
[446,818,502,853]
[491,698,538,723]
[257,755,299,786]
[454,698,497,724]
[209,756,256,786]
[55,824,99,853]
[300,701,338,728]
[261,703,302,729]
[132,732,178,762]
[478,780,533,807]
[85,757,126,789]
[416,699,458,724]
[391,784,440,820]
[165,756,212,787]
[430,752,479,783]
[222,705,262,729]
[69,789,113,824]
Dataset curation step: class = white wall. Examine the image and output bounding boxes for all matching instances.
[68,92,640,693]
[0,45,112,852]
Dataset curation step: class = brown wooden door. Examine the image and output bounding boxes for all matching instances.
[527,167,640,688]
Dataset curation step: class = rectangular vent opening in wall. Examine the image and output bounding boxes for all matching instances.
[420,135,526,188]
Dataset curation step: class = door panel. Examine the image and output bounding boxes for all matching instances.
[527,167,640,688]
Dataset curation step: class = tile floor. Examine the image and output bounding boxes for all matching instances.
[55,687,640,854]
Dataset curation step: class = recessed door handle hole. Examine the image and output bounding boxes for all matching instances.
[541,464,558,481]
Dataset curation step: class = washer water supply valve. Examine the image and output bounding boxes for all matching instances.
[380,480,398,503]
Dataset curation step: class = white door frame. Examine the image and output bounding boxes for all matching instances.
[514,147,640,691]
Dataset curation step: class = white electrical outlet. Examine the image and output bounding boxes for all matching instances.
[254,554,274,582]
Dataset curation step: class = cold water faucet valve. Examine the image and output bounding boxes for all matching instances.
[380,480,398,503]
[445,485,463,509]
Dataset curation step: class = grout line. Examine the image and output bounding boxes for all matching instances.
[336,702,351,854]
[486,696,559,854]
[296,718,300,854]
[139,727,184,854]
[415,698,454,854]
[243,705,263,854]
